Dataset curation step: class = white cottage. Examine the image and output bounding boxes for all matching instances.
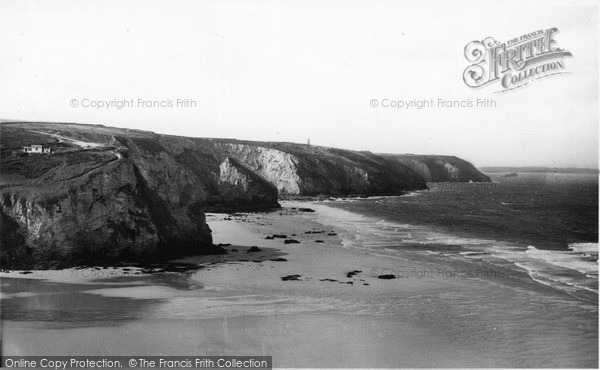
[22,144,52,154]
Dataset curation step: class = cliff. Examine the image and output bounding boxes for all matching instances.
[0,142,221,269]
[0,122,488,268]
[0,125,223,268]
[202,141,428,196]
[381,154,491,183]
[214,157,279,211]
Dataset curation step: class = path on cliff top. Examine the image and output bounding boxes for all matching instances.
[31,130,105,149]
[30,130,122,160]
[0,131,124,188]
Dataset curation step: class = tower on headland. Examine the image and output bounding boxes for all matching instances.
[307,138,310,146]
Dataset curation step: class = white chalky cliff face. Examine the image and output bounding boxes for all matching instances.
[214,143,301,195]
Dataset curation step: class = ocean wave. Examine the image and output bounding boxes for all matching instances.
[283,201,598,302]
[569,243,599,258]
[526,245,598,275]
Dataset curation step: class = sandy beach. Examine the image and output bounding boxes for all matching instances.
[1,201,597,368]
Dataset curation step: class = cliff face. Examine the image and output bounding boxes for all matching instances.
[216,157,279,211]
[0,151,219,269]
[207,142,426,196]
[0,128,223,268]
[119,136,428,197]
[208,142,302,194]
[0,122,487,268]
[381,154,491,183]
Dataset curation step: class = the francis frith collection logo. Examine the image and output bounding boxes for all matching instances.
[463,28,572,92]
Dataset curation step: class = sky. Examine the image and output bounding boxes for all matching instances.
[0,0,598,168]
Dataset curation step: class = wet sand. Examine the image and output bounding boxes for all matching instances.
[1,202,598,368]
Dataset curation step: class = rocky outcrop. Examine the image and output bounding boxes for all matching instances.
[0,155,222,269]
[209,142,303,194]
[381,154,490,183]
[215,157,279,211]
[0,126,227,268]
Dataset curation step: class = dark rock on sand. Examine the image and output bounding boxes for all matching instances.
[378,274,396,280]
[163,263,200,273]
[272,234,287,238]
[281,274,302,281]
[247,246,261,253]
[270,258,288,262]
[284,239,300,244]
[346,270,362,278]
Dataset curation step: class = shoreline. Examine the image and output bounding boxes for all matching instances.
[191,207,483,299]
[2,200,596,304]
[1,201,598,367]
[2,200,596,302]
[0,204,478,297]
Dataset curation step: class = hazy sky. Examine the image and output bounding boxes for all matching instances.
[1,0,598,168]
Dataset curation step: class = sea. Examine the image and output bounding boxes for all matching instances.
[317,172,599,304]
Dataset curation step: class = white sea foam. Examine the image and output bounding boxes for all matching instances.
[525,245,598,275]
[281,201,598,299]
[569,243,599,257]
[400,191,424,197]
[475,245,599,299]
